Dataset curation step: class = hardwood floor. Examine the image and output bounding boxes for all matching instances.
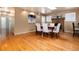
[0,32,79,51]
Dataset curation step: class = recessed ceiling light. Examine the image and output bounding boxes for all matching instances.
[29,12,35,15]
[66,7,74,8]
[48,7,56,10]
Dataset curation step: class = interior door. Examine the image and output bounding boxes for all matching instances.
[1,16,7,39]
[0,15,13,39]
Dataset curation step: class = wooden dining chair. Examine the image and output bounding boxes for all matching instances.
[35,23,42,35]
[72,22,79,37]
[53,23,61,38]
[42,23,52,37]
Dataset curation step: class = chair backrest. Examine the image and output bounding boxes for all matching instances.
[53,23,61,33]
[72,22,75,31]
[55,23,58,26]
[35,23,42,31]
[78,23,79,26]
[42,23,49,32]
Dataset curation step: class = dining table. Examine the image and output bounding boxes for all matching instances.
[41,24,55,37]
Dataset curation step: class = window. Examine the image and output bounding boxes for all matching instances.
[46,16,52,22]
[65,12,76,21]
[42,16,46,23]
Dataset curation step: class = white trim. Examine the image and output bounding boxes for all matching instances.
[64,30,73,33]
[14,30,35,35]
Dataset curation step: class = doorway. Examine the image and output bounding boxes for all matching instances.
[0,15,13,40]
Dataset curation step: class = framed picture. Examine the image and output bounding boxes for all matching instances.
[28,14,36,23]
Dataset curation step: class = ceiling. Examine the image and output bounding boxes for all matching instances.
[21,7,78,15]
[21,7,51,14]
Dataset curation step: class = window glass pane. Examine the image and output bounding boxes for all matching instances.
[46,16,52,22]
[65,12,76,21]
[42,16,45,23]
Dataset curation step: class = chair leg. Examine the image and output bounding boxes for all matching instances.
[73,30,76,37]
[36,31,37,34]
[36,31,39,35]
[42,32,44,37]
[73,31,75,37]
[45,33,48,36]
[56,33,59,38]
[73,33,74,37]
[47,33,49,37]
[56,33,58,38]
[49,32,53,38]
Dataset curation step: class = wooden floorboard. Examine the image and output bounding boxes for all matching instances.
[0,32,79,51]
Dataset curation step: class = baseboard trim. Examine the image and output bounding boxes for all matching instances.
[64,30,73,33]
[14,30,35,35]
